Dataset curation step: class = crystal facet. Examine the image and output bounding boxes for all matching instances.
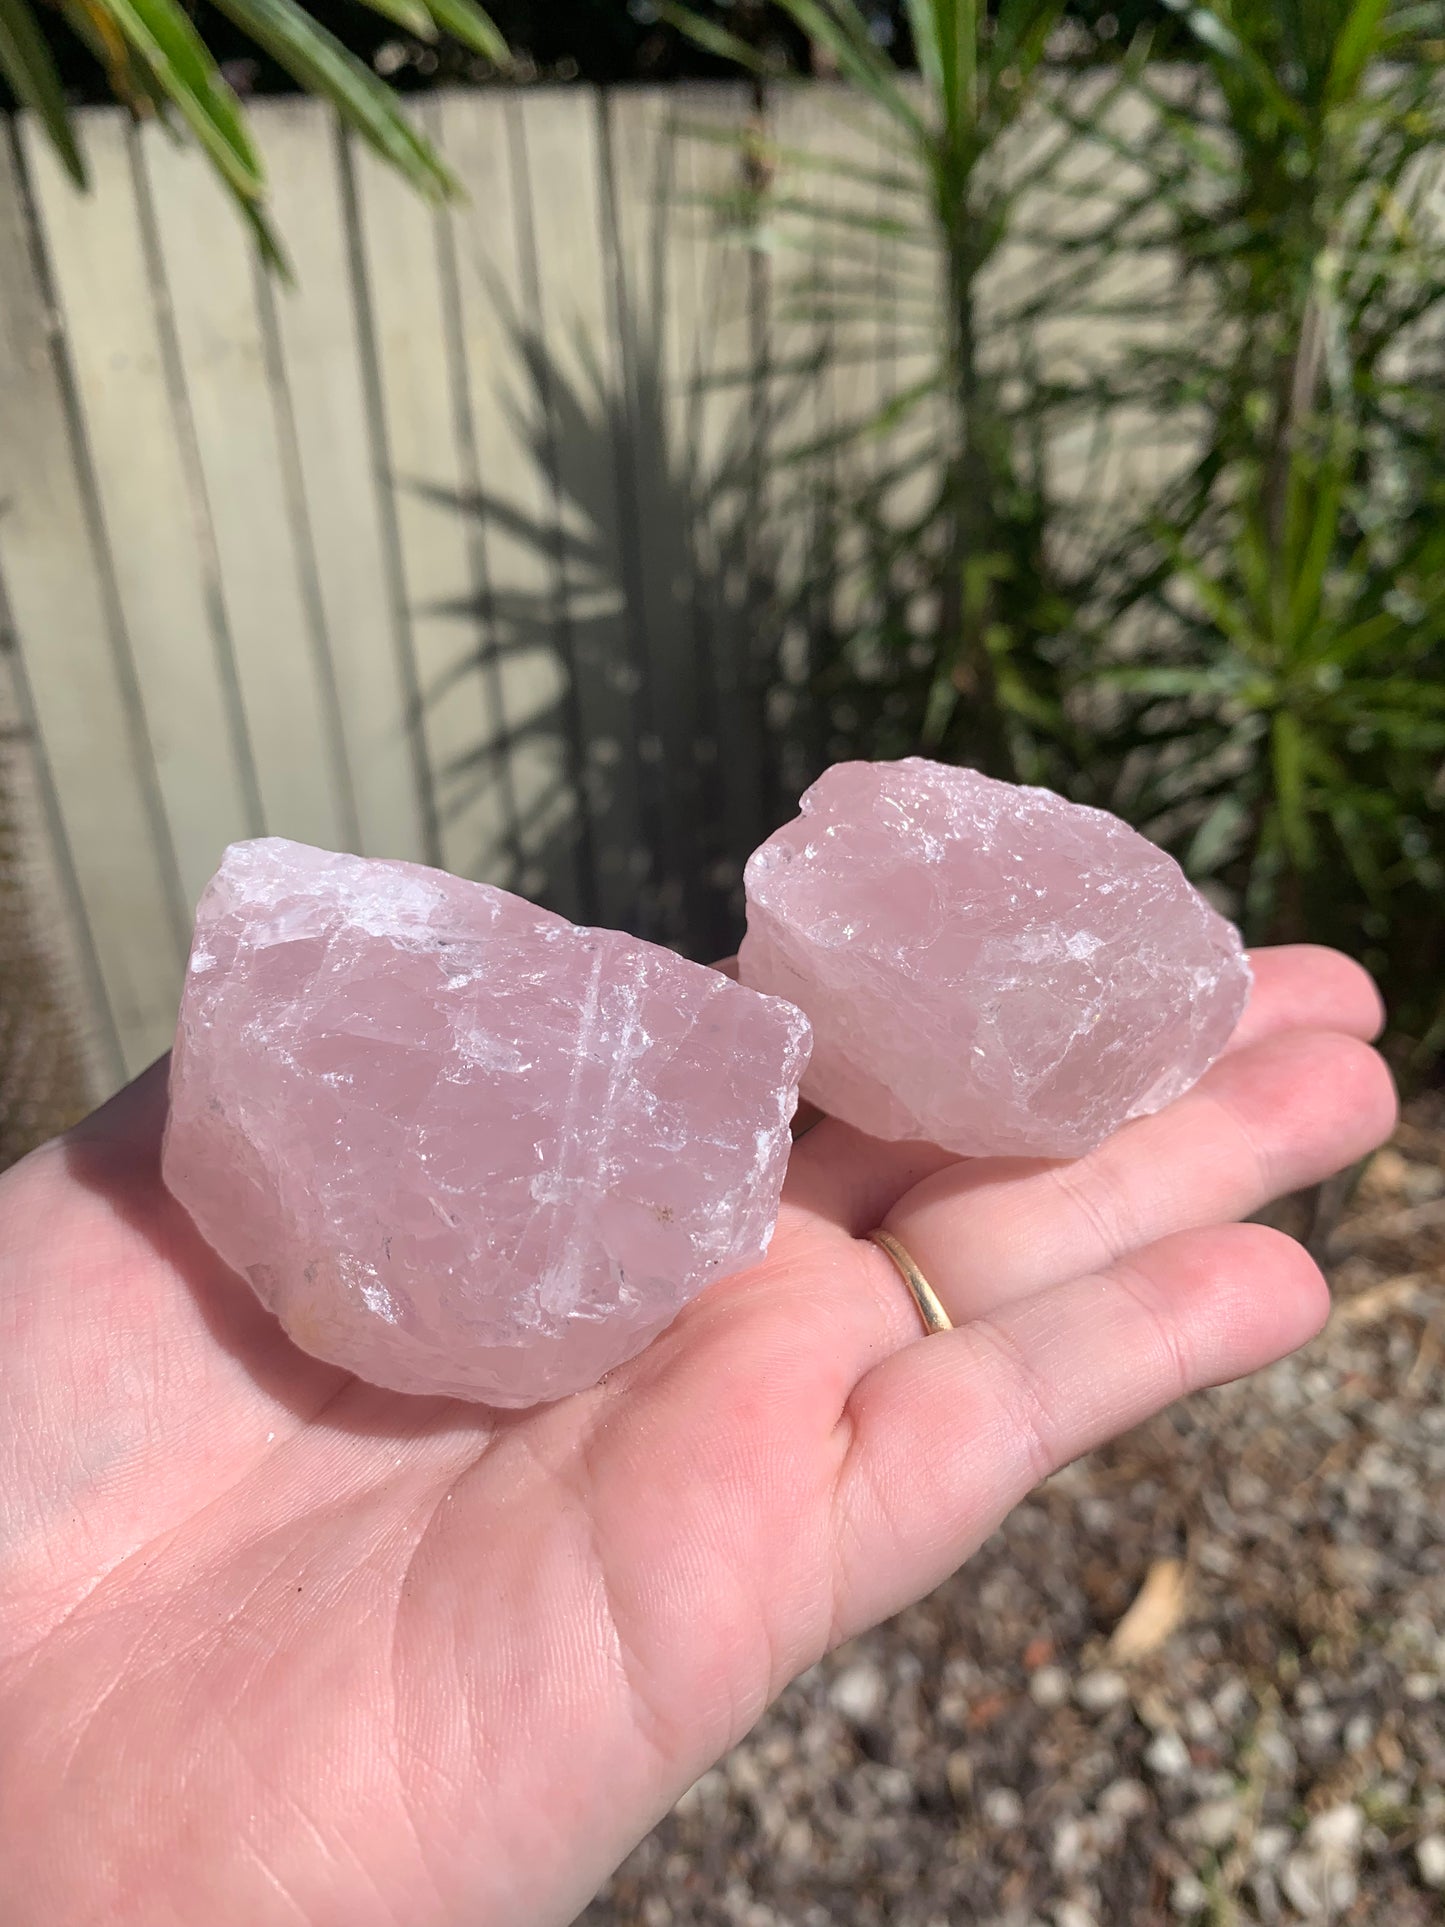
[162,839,812,1405]
[739,758,1250,1159]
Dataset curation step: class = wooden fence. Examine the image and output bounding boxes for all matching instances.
[1,83,857,1103]
[1,77,1148,1113]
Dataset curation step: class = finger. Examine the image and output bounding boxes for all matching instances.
[1225,945,1384,1053]
[876,1028,1395,1327]
[829,1222,1328,1641]
[785,944,1386,1235]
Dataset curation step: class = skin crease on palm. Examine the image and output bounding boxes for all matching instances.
[0,945,1397,1927]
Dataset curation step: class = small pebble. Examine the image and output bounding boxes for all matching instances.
[873,1766,912,1805]
[1170,1873,1209,1916]
[1182,1698,1217,1742]
[1254,1824,1294,1867]
[1404,1672,1438,1702]
[1030,1666,1070,1709]
[1307,1804,1364,1855]
[1050,1818,1089,1876]
[1098,1779,1151,1821]
[674,1769,725,1816]
[983,1788,1025,1828]
[1417,1835,1445,1890]
[1075,1670,1129,1713]
[1281,1806,1364,1919]
[1183,1795,1242,1848]
[1211,1676,1251,1725]
[1301,1709,1339,1748]
[1343,1712,1374,1752]
[1282,1851,1357,1918]
[1145,1731,1191,1778]
[829,1663,885,1724]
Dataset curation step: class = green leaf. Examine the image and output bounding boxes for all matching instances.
[989,0,1065,106]
[54,0,169,116]
[1271,710,1315,870]
[933,0,978,137]
[654,0,775,76]
[772,0,922,136]
[1158,0,1243,62]
[1187,792,1252,875]
[422,0,507,62]
[351,0,436,41]
[0,0,86,186]
[1157,0,1308,131]
[100,0,264,199]
[1098,664,1248,699]
[903,0,941,91]
[209,0,456,199]
[1324,0,1391,109]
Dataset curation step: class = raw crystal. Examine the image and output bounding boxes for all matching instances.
[162,839,811,1405]
[739,758,1250,1159]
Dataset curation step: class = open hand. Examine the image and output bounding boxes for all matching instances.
[0,946,1394,1927]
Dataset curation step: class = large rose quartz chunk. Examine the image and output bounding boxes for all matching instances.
[739,759,1249,1159]
[162,840,811,1405]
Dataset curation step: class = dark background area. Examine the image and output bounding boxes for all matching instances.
[12,1,1176,105]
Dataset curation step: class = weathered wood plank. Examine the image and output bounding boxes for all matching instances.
[138,119,348,852]
[511,87,642,933]
[256,97,430,866]
[0,120,182,1080]
[601,86,707,946]
[433,89,583,919]
[0,575,113,1108]
[758,82,836,802]
[20,110,260,910]
[350,108,510,887]
[669,83,775,917]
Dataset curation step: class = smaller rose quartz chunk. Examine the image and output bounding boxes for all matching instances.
[163,840,811,1405]
[739,759,1250,1159]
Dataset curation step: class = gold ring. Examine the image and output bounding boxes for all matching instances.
[867,1230,953,1336]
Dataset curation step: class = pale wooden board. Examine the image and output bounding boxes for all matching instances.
[509,87,647,934]
[772,81,942,746]
[0,582,114,1104]
[760,82,841,798]
[650,83,770,919]
[0,120,183,1080]
[256,98,430,866]
[138,120,347,852]
[351,111,515,888]
[597,85,705,944]
[433,88,584,920]
[21,110,259,910]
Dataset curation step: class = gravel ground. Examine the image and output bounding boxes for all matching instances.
[581,1101,1445,1927]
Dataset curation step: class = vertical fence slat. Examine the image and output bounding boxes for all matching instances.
[434,90,581,917]
[0,571,115,1103]
[758,83,835,801]
[0,122,182,1081]
[258,99,430,866]
[511,87,643,933]
[138,121,348,853]
[21,111,258,910]
[602,86,710,948]
[670,83,774,926]
[350,114,513,887]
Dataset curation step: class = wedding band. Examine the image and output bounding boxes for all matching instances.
[867,1230,954,1336]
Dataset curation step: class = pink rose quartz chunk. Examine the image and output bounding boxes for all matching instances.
[162,840,811,1406]
[739,759,1250,1160]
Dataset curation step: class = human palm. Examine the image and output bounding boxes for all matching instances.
[0,946,1394,1927]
